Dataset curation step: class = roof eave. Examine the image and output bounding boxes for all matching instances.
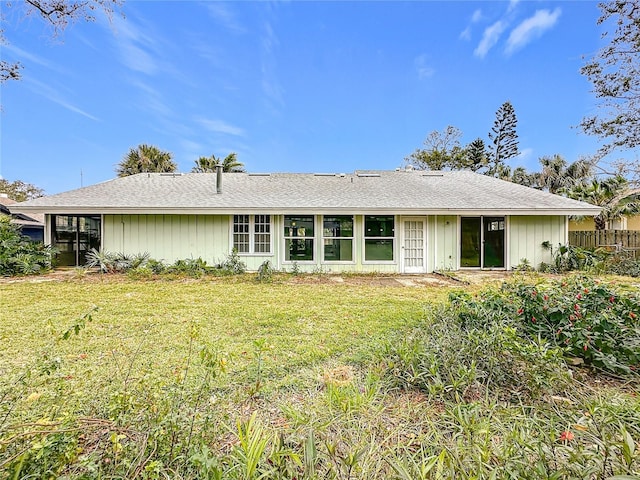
[9,206,602,216]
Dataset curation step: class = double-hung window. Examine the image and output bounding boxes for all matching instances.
[364,215,395,261]
[284,215,314,261]
[323,215,354,262]
[233,215,271,254]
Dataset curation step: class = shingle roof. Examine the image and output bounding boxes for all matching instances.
[10,170,601,216]
[0,195,45,225]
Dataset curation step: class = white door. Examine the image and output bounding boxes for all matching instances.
[402,219,426,273]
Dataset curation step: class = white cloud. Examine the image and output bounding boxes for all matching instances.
[506,8,561,54]
[460,9,483,41]
[196,117,246,137]
[2,44,51,68]
[26,77,99,121]
[260,21,285,112]
[508,0,521,14]
[110,14,161,75]
[517,148,533,161]
[414,54,435,79]
[206,3,246,34]
[474,20,506,58]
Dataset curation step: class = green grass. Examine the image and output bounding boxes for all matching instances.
[1,273,638,479]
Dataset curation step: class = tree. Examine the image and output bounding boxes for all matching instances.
[566,175,640,230]
[1,0,123,83]
[488,101,519,177]
[464,138,489,172]
[0,179,45,202]
[510,166,537,188]
[405,126,465,170]
[116,144,177,177]
[191,153,245,173]
[580,1,640,157]
[536,155,594,194]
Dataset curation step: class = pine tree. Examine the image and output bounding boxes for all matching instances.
[488,101,519,177]
[464,138,488,172]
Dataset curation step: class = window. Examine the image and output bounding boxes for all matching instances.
[51,215,101,266]
[284,215,314,261]
[254,215,271,253]
[323,215,354,262]
[233,215,271,254]
[364,215,395,261]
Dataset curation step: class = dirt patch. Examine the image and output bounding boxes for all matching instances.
[0,269,515,287]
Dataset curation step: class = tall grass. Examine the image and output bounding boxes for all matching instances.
[0,274,638,478]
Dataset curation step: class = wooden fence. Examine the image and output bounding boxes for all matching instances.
[569,230,640,252]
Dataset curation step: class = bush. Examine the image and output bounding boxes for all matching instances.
[256,260,273,282]
[0,214,53,275]
[511,275,640,375]
[219,249,246,274]
[540,242,605,273]
[604,252,640,277]
[383,300,569,402]
[85,249,150,273]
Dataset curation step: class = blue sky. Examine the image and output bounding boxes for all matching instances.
[1,1,605,194]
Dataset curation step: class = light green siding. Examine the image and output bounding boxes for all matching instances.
[104,214,230,264]
[101,213,568,273]
[432,215,458,271]
[509,216,566,269]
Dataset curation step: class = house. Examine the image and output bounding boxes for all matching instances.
[0,193,45,242]
[9,169,601,272]
[569,215,640,231]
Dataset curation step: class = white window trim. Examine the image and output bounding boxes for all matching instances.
[321,215,356,264]
[282,214,316,263]
[231,214,273,256]
[362,214,397,264]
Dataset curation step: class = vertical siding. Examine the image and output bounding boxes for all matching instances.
[433,215,457,271]
[509,216,565,268]
[103,214,229,264]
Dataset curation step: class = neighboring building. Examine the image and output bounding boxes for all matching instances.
[569,215,640,231]
[0,193,44,242]
[10,169,600,272]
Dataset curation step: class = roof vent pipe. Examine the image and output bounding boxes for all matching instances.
[216,165,223,194]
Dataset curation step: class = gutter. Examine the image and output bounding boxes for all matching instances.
[8,206,603,216]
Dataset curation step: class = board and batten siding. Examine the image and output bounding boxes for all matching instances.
[103,214,230,264]
[432,215,458,271]
[509,216,565,269]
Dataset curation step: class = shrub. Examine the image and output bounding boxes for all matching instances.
[85,249,150,273]
[0,214,53,275]
[512,275,640,375]
[219,249,246,274]
[166,257,211,277]
[604,252,640,277]
[540,242,605,273]
[382,301,569,402]
[256,260,273,282]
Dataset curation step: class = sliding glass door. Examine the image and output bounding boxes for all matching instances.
[52,215,101,266]
[460,216,505,269]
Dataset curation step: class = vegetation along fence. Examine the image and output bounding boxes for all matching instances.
[570,230,640,255]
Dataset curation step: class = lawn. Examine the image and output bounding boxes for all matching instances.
[1,272,639,479]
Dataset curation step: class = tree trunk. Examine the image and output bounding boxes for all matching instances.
[594,214,607,230]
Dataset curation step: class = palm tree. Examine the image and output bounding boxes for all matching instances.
[567,175,640,230]
[536,155,593,194]
[191,153,245,173]
[116,144,177,177]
